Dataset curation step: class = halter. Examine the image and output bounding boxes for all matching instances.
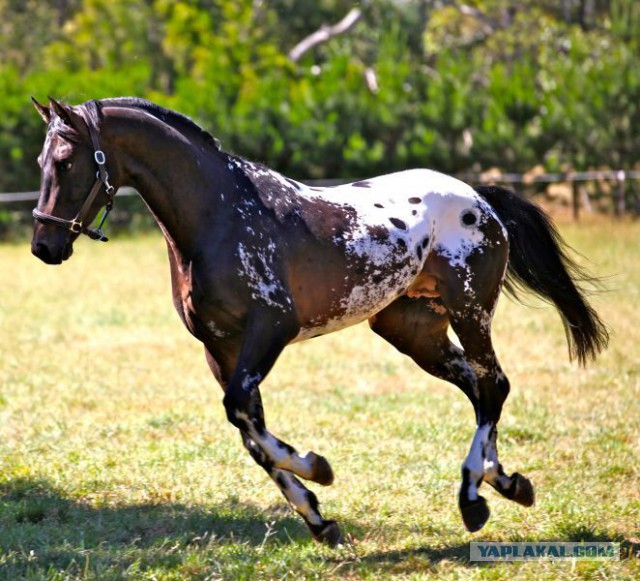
[32,104,116,242]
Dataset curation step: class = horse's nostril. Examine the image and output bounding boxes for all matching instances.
[32,242,59,264]
[33,242,49,260]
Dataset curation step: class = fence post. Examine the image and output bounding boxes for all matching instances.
[572,179,580,221]
[615,170,626,218]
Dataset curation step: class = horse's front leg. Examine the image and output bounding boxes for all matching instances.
[227,384,334,486]
[240,430,341,546]
[221,314,334,487]
[207,311,340,544]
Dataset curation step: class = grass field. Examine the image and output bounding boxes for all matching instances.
[0,219,639,579]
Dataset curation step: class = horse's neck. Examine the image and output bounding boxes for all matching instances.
[107,110,234,258]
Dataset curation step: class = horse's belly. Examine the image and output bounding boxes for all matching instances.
[292,305,387,343]
[291,263,418,343]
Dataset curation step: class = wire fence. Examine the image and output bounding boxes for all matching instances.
[0,187,138,203]
[458,169,640,219]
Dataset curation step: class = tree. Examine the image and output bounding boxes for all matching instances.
[1,0,639,193]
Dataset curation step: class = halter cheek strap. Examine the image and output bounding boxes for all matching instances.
[32,108,116,242]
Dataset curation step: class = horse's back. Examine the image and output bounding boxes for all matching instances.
[303,168,504,270]
[283,169,507,341]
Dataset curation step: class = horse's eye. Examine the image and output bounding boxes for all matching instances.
[57,160,73,171]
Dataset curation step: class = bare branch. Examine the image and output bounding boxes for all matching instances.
[288,8,363,63]
[364,67,379,94]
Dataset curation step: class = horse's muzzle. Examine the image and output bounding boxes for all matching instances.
[31,238,74,264]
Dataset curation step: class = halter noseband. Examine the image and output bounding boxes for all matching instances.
[32,105,116,242]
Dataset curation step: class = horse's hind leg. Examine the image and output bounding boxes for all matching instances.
[479,425,535,507]
[430,225,537,528]
[369,298,496,531]
[369,297,479,408]
[370,282,534,529]
[446,309,535,530]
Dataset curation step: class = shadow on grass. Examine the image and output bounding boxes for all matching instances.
[552,523,637,559]
[0,476,474,576]
[324,521,637,576]
[0,477,311,573]
[2,478,636,576]
[325,542,475,576]
[0,478,484,576]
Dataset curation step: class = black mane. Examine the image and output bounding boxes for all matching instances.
[90,97,221,151]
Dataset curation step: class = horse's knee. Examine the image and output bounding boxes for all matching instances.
[223,387,264,432]
[223,392,247,429]
[491,371,511,415]
[477,371,510,424]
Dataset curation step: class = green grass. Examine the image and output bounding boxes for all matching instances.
[1,220,639,579]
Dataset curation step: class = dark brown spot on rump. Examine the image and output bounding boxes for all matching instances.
[462,211,477,226]
[408,197,421,204]
[285,178,301,190]
[389,217,407,231]
[352,180,372,188]
[374,203,384,209]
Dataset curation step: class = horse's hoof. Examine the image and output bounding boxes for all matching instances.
[461,496,491,533]
[315,520,342,547]
[309,453,334,486]
[510,472,535,507]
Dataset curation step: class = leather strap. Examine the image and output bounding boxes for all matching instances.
[32,101,115,242]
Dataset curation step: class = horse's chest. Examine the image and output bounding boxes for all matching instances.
[171,264,200,335]
[169,254,221,337]
[175,276,235,341]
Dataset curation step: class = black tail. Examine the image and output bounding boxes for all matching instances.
[475,185,609,365]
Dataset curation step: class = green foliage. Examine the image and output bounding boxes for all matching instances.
[1,0,639,191]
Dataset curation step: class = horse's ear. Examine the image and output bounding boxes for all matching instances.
[48,96,86,135]
[32,97,51,123]
[48,96,76,127]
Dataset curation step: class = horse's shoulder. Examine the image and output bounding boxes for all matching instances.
[228,157,300,219]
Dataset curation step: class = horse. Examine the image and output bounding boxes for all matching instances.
[30,97,608,546]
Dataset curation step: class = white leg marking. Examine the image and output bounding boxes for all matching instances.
[235,411,317,479]
[482,427,498,481]
[482,429,513,490]
[259,433,318,478]
[270,469,323,526]
[463,424,492,501]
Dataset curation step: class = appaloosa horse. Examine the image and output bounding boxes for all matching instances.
[30,97,608,545]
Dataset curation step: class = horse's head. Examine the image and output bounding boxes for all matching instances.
[31,97,115,264]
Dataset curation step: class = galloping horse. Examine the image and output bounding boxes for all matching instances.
[30,97,608,545]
